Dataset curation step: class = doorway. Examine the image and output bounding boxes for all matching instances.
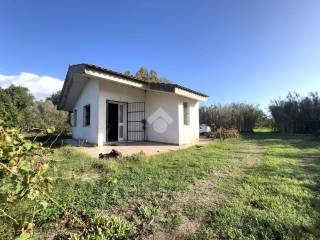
[107,103,118,141]
[107,100,145,142]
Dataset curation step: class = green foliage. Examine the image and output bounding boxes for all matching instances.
[163,211,183,231]
[200,103,263,132]
[255,112,273,129]
[136,202,159,222]
[45,90,61,106]
[125,67,171,83]
[0,126,53,202]
[135,67,149,82]
[123,70,132,76]
[269,92,320,133]
[183,202,204,220]
[209,127,240,140]
[121,151,146,162]
[210,127,240,140]
[0,124,53,238]
[0,86,70,133]
[0,85,34,129]
[69,213,136,240]
[149,70,158,82]
[31,100,70,132]
[132,202,159,235]
[34,199,62,223]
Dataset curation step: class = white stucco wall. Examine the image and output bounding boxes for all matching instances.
[71,77,201,146]
[98,79,146,146]
[145,91,180,144]
[178,97,199,145]
[72,78,100,144]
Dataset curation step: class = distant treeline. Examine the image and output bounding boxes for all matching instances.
[200,103,264,132]
[0,85,69,132]
[269,92,320,134]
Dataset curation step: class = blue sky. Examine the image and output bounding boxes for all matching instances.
[1,0,320,110]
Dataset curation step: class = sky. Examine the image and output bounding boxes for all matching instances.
[1,0,320,111]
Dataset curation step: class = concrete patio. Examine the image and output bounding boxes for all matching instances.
[64,137,212,158]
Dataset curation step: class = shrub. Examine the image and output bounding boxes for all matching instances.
[0,123,54,238]
[200,103,263,132]
[69,213,136,240]
[210,128,239,140]
[136,203,159,222]
[133,202,159,235]
[31,100,70,133]
[269,92,320,133]
[122,151,146,162]
[0,85,34,129]
[163,211,183,231]
[0,86,70,132]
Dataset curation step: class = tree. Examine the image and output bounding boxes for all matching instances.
[135,67,149,82]
[46,90,61,106]
[125,67,171,83]
[256,112,273,129]
[158,77,171,83]
[149,70,158,82]
[123,70,132,76]
[31,100,70,132]
[200,103,262,132]
[0,88,17,127]
[269,92,320,133]
[0,85,34,129]
[0,85,70,132]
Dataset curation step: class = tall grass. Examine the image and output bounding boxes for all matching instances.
[269,92,320,134]
[200,103,263,132]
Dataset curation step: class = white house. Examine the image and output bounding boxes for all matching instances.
[58,64,208,146]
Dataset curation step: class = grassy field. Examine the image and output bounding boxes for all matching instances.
[1,132,320,239]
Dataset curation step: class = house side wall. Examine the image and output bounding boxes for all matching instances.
[145,91,180,144]
[71,78,200,146]
[72,78,100,144]
[178,97,199,145]
[98,79,146,146]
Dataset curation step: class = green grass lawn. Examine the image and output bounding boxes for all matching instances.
[192,133,320,239]
[254,127,273,132]
[1,133,319,239]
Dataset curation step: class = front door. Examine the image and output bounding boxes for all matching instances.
[107,103,118,141]
[118,103,125,141]
[127,102,145,141]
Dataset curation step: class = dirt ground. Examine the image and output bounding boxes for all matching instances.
[64,137,212,158]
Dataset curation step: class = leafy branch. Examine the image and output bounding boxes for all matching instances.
[0,124,86,239]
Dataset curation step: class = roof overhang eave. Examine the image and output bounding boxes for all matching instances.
[174,87,208,101]
[84,68,147,89]
[58,63,209,110]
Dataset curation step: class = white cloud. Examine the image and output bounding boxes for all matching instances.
[0,72,64,99]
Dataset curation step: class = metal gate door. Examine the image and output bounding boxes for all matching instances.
[127,102,145,141]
